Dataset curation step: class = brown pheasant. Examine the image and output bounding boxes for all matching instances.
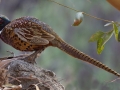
[0,15,120,77]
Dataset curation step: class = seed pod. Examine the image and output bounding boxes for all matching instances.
[72,12,84,26]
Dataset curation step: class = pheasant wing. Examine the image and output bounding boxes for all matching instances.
[14,24,55,45]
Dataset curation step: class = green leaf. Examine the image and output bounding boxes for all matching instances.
[113,23,119,41]
[97,30,114,54]
[118,32,120,42]
[97,38,104,54]
[102,30,114,45]
[89,30,114,54]
[89,31,105,42]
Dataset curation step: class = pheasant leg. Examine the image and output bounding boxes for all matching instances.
[22,49,43,64]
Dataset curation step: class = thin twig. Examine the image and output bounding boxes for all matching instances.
[48,0,79,12]
[0,54,30,61]
[48,0,120,24]
[9,76,21,83]
[10,76,38,83]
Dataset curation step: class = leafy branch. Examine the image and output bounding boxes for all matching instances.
[89,23,119,54]
[48,0,120,54]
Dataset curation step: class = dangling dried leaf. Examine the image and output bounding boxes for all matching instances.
[72,12,84,26]
[107,0,120,11]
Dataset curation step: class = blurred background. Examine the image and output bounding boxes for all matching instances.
[0,0,120,90]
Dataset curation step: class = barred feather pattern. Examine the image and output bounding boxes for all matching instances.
[57,40,120,77]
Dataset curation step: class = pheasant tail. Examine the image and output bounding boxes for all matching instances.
[57,40,120,77]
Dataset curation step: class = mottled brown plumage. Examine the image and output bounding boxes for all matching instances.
[0,16,120,77]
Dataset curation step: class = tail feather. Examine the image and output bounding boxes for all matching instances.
[57,40,120,77]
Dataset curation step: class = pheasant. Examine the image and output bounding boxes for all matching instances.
[0,15,120,77]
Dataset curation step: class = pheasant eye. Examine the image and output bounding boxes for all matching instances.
[0,19,4,25]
